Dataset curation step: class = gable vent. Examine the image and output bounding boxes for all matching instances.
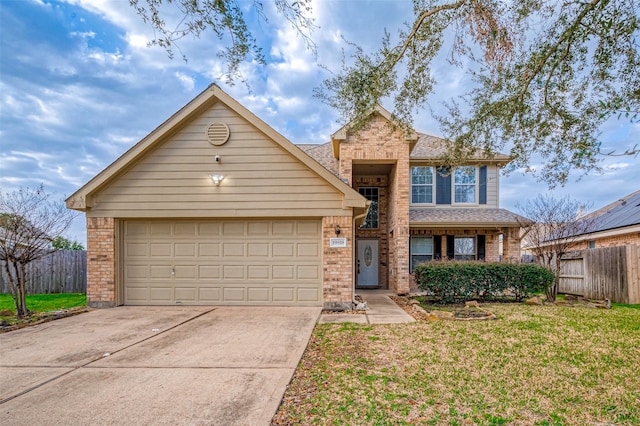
[207,122,230,146]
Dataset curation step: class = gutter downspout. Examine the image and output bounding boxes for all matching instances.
[352,200,372,308]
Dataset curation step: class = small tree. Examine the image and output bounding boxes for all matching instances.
[0,186,77,317]
[51,236,84,251]
[517,194,594,302]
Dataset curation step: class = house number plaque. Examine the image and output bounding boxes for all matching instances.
[330,238,347,248]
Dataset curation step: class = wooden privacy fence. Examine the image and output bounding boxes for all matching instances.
[0,250,87,294]
[559,245,640,304]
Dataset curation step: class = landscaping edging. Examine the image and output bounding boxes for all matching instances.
[391,296,497,321]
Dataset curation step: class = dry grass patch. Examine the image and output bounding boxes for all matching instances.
[273,304,640,425]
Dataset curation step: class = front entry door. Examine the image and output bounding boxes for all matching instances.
[357,239,379,288]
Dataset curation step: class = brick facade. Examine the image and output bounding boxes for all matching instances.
[322,216,354,309]
[576,231,640,250]
[86,217,116,308]
[337,114,411,294]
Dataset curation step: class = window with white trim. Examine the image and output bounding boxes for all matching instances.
[359,187,379,229]
[411,166,434,204]
[454,166,476,203]
[454,236,476,260]
[410,236,433,272]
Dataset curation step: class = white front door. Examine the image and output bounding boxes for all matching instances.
[357,239,379,288]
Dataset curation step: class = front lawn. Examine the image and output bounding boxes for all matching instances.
[273,303,640,425]
[0,293,86,314]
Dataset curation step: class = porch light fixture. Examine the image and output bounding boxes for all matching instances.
[335,224,341,236]
[209,174,224,186]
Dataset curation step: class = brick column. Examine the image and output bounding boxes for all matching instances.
[86,217,116,308]
[502,227,522,263]
[485,234,501,262]
[322,216,353,310]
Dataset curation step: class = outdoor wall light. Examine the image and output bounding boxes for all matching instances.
[335,224,341,236]
[209,175,224,186]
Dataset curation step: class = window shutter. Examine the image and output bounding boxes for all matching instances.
[436,167,451,204]
[477,235,486,261]
[434,235,442,259]
[479,166,487,205]
[446,235,455,260]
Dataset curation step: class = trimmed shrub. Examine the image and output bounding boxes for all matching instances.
[414,261,555,303]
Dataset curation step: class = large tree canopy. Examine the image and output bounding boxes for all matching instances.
[131,0,639,186]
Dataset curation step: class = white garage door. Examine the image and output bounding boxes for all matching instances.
[123,219,322,306]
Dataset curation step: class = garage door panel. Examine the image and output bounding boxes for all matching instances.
[199,287,221,301]
[273,243,294,257]
[248,222,269,235]
[297,221,320,235]
[126,243,148,257]
[174,222,196,236]
[198,222,220,236]
[248,265,269,279]
[297,243,319,257]
[175,287,197,302]
[199,265,220,279]
[150,243,171,257]
[150,265,172,279]
[223,287,245,302]
[273,265,294,280]
[175,243,196,257]
[198,243,220,257]
[273,288,295,302]
[124,219,322,306]
[150,222,172,236]
[150,286,173,301]
[298,288,320,302]
[126,265,148,279]
[174,265,196,279]
[272,222,294,235]
[223,222,244,236]
[223,265,245,279]
[248,243,269,257]
[247,287,270,302]
[298,265,320,280]
[222,243,245,256]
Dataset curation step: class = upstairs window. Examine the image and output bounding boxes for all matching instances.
[454,166,477,203]
[410,236,433,272]
[411,166,434,204]
[359,187,379,229]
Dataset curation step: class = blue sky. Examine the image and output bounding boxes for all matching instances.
[1,0,638,244]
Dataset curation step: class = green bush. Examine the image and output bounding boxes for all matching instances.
[414,261,555,303]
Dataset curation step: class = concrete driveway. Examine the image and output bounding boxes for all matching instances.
[0,306,320,425]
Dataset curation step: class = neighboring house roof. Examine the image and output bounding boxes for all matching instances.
[578,189,640,234]
[66,84,366,211]
[410,208,529,227]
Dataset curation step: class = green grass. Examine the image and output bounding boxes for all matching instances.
[0,293,86,314]
[273,303,640,425]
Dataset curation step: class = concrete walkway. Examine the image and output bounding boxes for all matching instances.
[318,290,415,324]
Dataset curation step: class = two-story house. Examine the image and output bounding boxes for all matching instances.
[67,85,525,310]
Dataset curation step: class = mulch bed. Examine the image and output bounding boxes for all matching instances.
[0,306,92,333]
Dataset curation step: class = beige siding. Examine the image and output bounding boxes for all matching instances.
[87,102,347,218]
[486,165,499,208]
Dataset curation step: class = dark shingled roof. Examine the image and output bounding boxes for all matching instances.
[298,143,339,177]
[410,208,529,226]
[579,189,640,234]
[410,133,511,161]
